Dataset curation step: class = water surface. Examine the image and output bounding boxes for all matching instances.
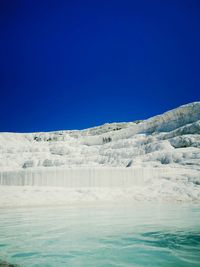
[0,203,200,266]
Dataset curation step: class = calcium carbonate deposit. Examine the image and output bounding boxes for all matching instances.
[0,102,200,206]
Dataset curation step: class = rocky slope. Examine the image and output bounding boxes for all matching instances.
[0,102,199,172]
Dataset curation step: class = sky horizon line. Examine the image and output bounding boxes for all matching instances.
[1,99,199,133]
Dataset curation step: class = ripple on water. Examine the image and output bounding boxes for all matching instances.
[0,204,200,267]
[0,260,20,267]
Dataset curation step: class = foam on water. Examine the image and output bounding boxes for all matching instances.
[0,203,200,267]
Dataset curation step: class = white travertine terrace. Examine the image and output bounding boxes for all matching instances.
[0,102,200,204]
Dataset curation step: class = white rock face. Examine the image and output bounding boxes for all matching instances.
[0,101,200,204]
[0,101,199,170]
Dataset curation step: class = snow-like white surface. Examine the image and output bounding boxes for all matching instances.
[0,102,200,206]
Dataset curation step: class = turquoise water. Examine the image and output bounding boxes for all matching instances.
[0,203,200,267]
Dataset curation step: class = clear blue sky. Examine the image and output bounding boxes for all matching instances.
[0,0,200,132]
